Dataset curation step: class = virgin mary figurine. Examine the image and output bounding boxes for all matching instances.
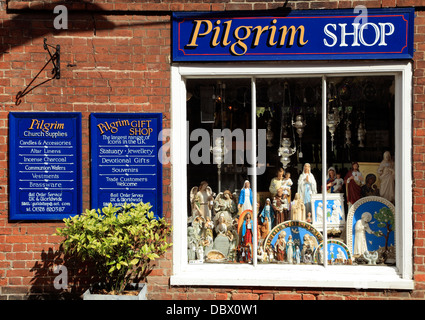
[238,180,253,212]
[260,198,275,231]
[297,163,317,214]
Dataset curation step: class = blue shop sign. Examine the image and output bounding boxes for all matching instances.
[9,112,82,220]
[90,113,163,218]
[172,8,414,61]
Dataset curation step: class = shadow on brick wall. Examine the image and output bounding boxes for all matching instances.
[28,247,97,300]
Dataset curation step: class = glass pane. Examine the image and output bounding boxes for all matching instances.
[325,76,396,267]
[186,78,254,264]
[255,77,324,265]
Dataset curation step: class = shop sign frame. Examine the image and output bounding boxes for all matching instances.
[172,8,414,62]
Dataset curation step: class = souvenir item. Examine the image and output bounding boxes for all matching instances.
[272,188,289,225]
[313,240,352,265]
[269,168,285,197]
[292,114,306,157]
[297,163,317,215]
[211,136,227,192]
[213,190,238,223]
[278,137,296,169]
[346,196,395,264]
[187,226,200,261]
[237,209,256,262]
[344,162,364,208]
[189,181,214,222]
[357,122,366,148]
[361,174,380,197]
[259,198,274,233]
[238,180,253,212]
[377,151,395,203]
[310,193,345,233]
[263,220,323,264]
[282,172,293,198]
[291,193,306,222]
[205,250,226,263]
[327,167,344,193]
[327,107,341,151]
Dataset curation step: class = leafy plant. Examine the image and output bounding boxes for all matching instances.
[373,206,394,261]
[55,202,172,294]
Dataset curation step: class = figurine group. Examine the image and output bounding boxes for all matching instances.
[187,152,395,265]
[263,231,319,265]
[188,180,253,263]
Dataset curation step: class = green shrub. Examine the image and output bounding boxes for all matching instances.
[55,202,172,294]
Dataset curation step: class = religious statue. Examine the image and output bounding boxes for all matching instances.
[213,190,238,224]
[363,250,379,265]
[301,234,319,257]
[189,181,214,222]
[377,151,395,203]
[291,193,306,221]
[238,180,253,212]
[297,163,317,214]
[275,231,286,262]
[295,245,301,264]
[353,212,374,257]
[241,212,254,251]
[326,167,337,193]
[326,167,343,193]
[269,168,285,198]
[259,198,274,231]
[333,173,344,193]
[361,174,380,197]
[272,188,289,225]
[282,172,293,198]
[344,162,364,208]
[286,235,295,264]
[187,226,200,261]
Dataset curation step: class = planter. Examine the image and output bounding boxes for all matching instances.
[83,283,147,300]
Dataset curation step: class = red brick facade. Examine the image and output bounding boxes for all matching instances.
[0,0,424,300]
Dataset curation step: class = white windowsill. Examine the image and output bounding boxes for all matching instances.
[170,263,414,290]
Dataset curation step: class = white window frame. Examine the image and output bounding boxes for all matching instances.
[170,61,413,290]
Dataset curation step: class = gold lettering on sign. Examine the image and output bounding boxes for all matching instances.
[185,18,309,56]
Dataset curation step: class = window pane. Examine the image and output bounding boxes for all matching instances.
[186,78,254,264]
[325,76,396,266]
[255,77,324,265]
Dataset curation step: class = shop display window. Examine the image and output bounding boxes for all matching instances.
[171,62,413,289]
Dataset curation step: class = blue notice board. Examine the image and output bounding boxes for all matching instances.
[90,113,163,218]
[9,112,82,220]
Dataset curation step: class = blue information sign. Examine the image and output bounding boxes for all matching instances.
[90,113,163,218]
[172,8,414,61]
[9,112,82,220]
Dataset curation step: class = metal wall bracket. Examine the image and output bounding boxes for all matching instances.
[15,38,60,105]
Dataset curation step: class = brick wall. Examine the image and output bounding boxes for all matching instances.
[0,0,424,300]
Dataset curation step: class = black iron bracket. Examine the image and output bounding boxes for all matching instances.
[15,38,60,106]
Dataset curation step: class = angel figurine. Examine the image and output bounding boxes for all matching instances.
[214,190,238,221]
[189,181,214,222]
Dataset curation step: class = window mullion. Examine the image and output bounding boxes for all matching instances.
[251,76,258,267]
[322,75,328,268]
